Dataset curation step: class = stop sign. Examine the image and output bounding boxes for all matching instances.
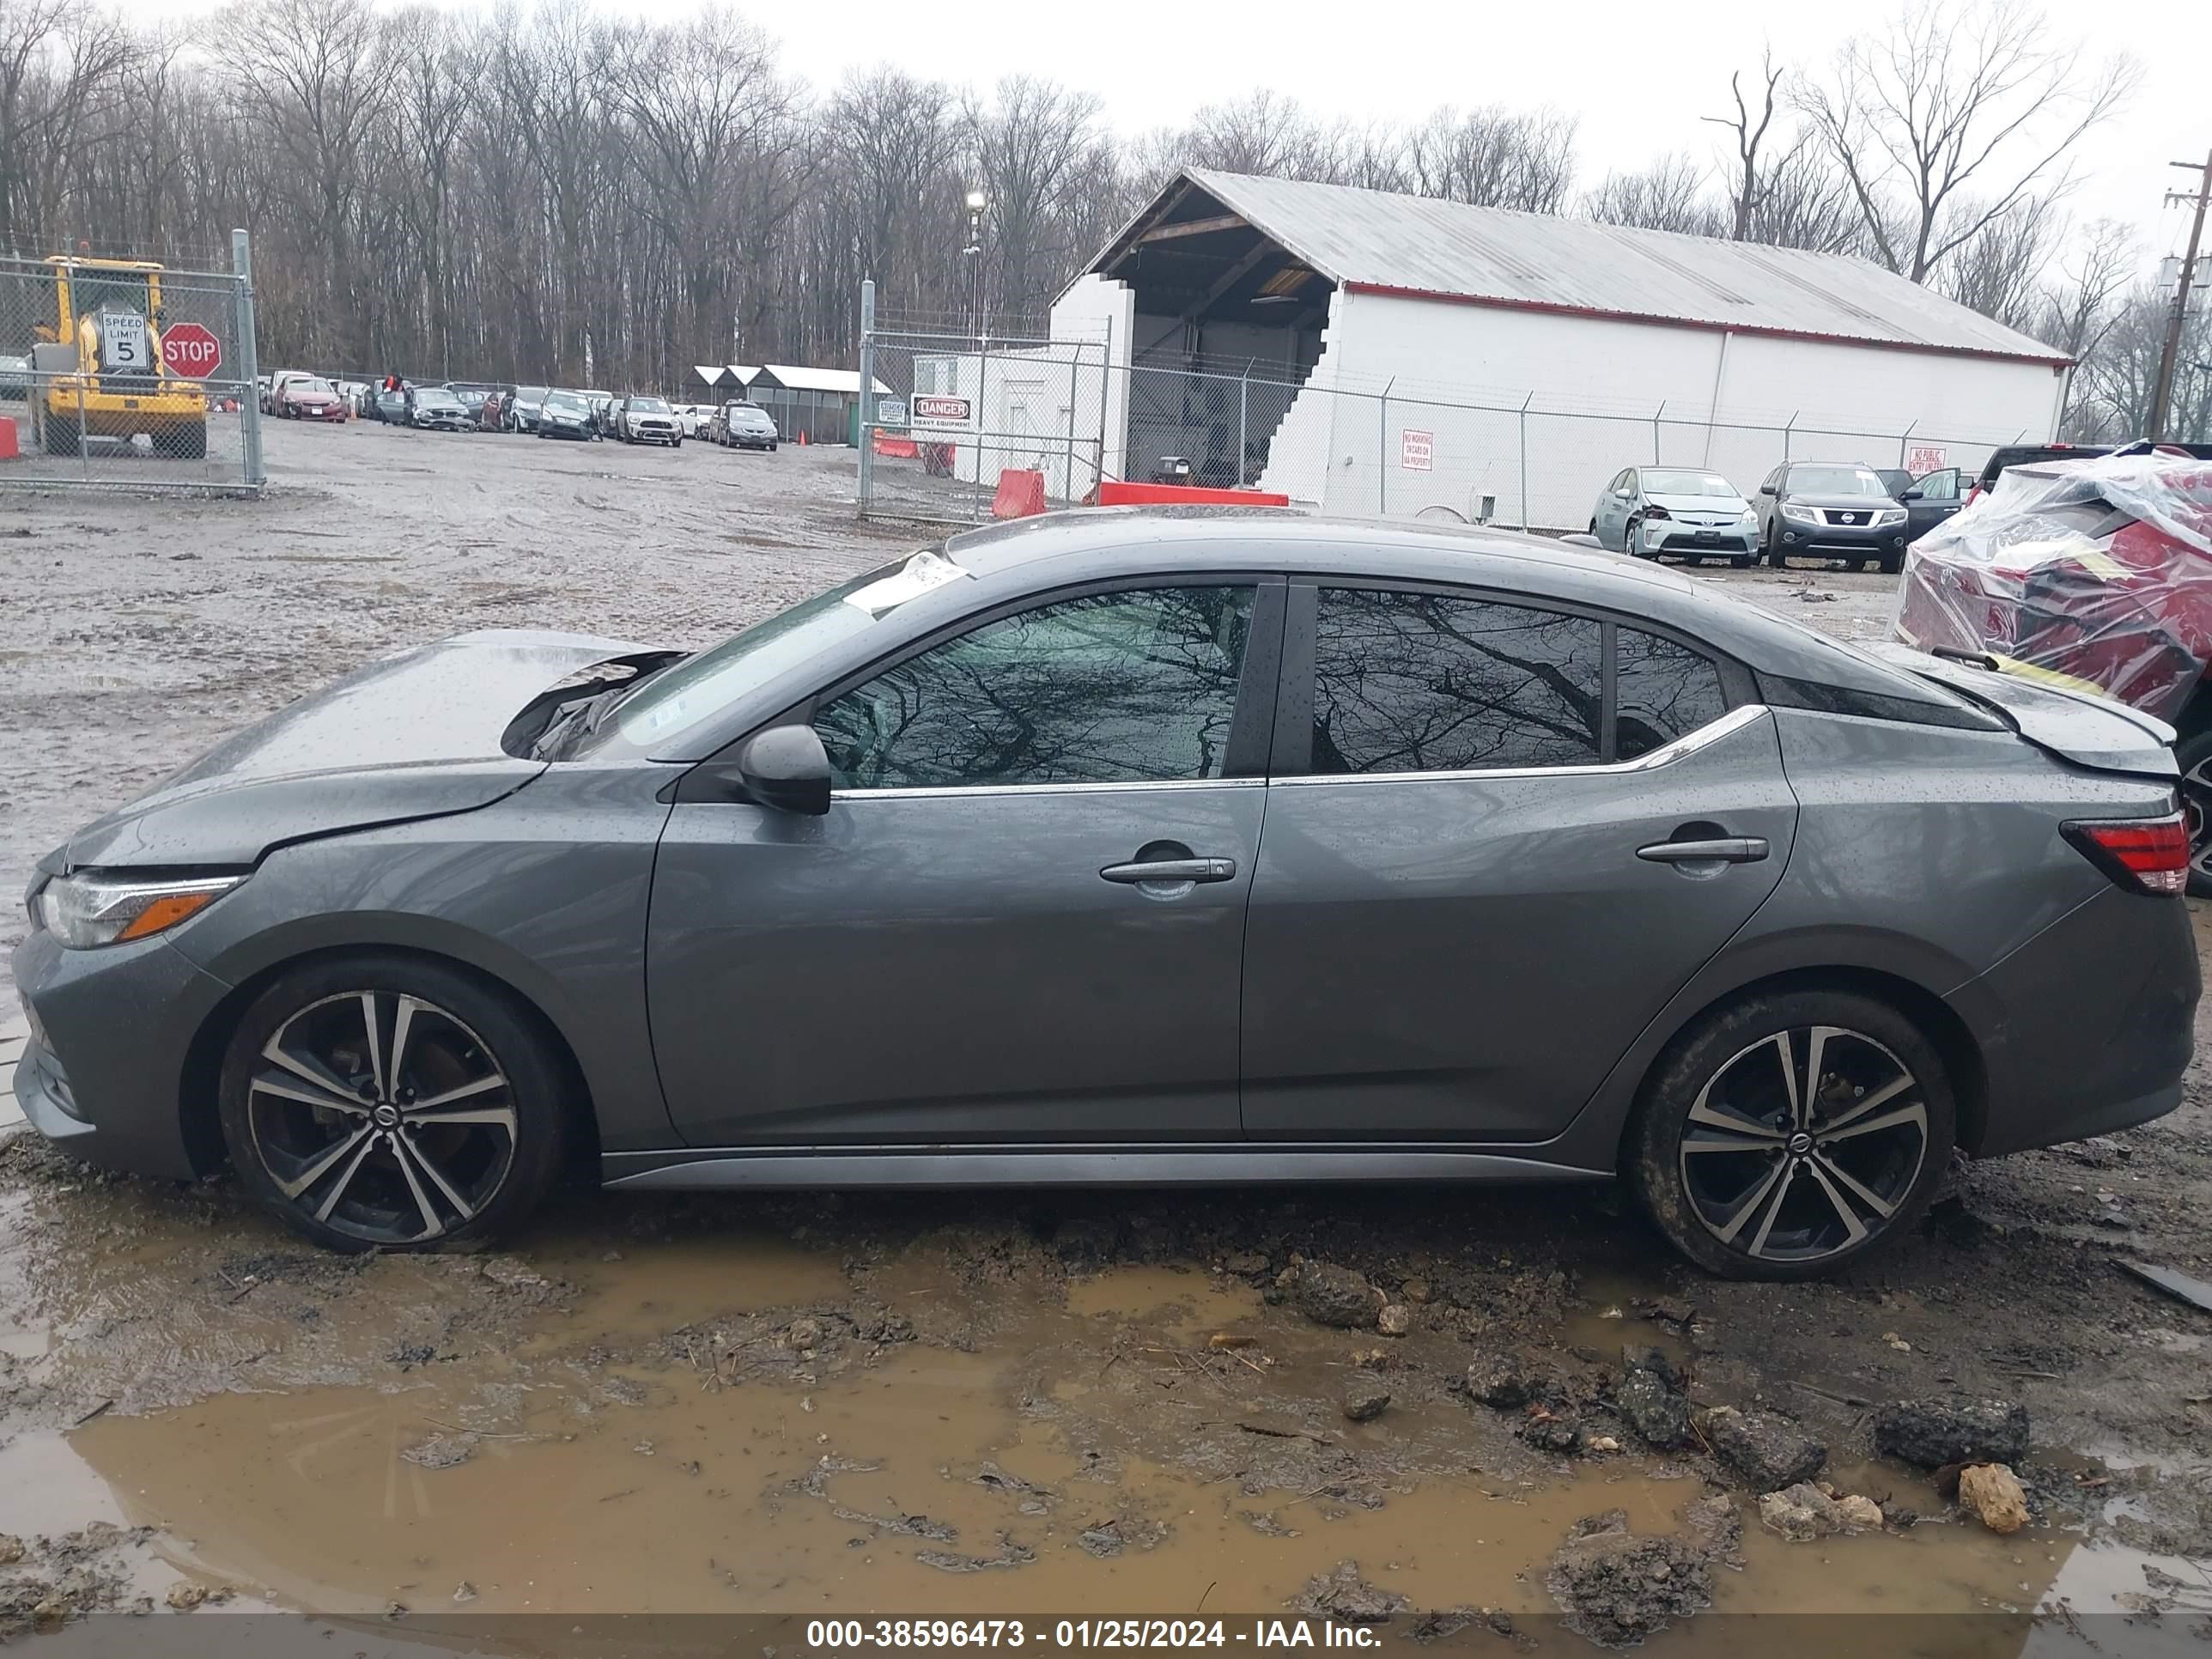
[161,322,222,380]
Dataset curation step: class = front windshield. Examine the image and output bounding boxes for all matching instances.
[544,393,586,414]
[1643,470,1735,497]
[630,397,670,412]
[1791,465,1887,495]
[416,391,461,409]
[518,386,548,401]
[294,379,335,397]
[600,562,915,752]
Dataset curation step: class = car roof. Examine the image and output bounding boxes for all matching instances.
[933,507,1954,705]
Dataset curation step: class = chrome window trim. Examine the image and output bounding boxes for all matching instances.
[831,776,1267,803]
[823,707,1769,799]
[1270,703,1771,788]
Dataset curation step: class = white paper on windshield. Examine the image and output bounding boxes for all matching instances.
[843,550,972,616]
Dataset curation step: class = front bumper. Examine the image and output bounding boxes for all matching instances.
[1776,515,1908,558]
[1643,520,1754,556]
[10,925,234,1181]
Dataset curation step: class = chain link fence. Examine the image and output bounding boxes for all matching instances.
[854,283,2036,533]
[1,235,263,493]
[857,299,1109,526]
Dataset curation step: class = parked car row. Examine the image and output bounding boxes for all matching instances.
[1590,459,1974,574]
[256,370,791,452]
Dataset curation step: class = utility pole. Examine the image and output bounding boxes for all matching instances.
[2149,148,2212,443]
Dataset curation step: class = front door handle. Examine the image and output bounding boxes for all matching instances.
[1637,837,1769,865]
[1100,857,1237,884]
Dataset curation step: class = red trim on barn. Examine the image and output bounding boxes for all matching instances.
[1339,282,2073,371]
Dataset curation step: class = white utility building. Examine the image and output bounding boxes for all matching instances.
[1055,169,2074,528]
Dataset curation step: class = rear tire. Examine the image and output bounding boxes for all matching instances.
[219,952,574,1254]
[1627,988,1955,1281]
[2175,727,2212,899]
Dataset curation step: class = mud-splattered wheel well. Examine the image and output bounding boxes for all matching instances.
[1631,965,1987,1159]
[178,945,600,1182]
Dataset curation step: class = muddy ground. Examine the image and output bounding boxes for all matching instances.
[2,420,2210,1651]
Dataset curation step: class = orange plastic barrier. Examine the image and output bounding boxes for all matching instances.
[872,433,919,459]
[0,417,18,461]
[992,468,1048,519]
[1097,481,1290,507]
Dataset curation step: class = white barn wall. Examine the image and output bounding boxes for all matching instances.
[1308,289,2066,528]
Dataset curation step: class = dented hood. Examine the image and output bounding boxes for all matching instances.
[65,629,649,870]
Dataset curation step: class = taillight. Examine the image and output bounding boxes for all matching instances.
[2063,813,2191,896]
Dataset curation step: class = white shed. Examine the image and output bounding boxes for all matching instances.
[1069,169,2074,528]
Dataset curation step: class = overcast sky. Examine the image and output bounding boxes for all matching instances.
[128,0,2211,266]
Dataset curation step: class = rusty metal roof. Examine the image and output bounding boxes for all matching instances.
[1162,169,2069,366]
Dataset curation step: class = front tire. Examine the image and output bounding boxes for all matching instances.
[1627,988,1955,1281]
[219,954,574,1253]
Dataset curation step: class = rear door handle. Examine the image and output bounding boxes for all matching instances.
[1636,837,1769,865]
[1100,857,1237,884]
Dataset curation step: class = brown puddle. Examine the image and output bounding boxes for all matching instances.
[0,1235,2087,1642]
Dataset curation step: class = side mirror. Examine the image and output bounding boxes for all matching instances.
[738,725,832,816]
[1757,483,1776,496]
[1901,488,1924,501]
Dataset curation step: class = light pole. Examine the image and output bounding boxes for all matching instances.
[2151,149,2212,443]
[963,189,987,343]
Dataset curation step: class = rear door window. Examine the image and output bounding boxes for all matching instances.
[1310,589,1604,773]
[1615,628,1730,760]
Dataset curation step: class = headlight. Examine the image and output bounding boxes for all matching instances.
[1738,507,1758,524]
[1875,507,1907,526]
[1780,502,1820,525]
[33,870,243,949]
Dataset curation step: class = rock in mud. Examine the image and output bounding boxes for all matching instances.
[1699,1407,1826,1491]
[1221,1252,1269,1276]
[1958,1464,2030,1535]
[1342,1377,1393,1422]
[786,1316,824,1350]
[1465,1352,1538,1409]
[1546,1510,1712,1648]
[1291,1560,1409,1623]
[1376,1303,1412,1336]
[1519,1413,1583,1455]
[1292,1263,1381,1329]
[399,1432,478,1470]
[1613,1364,1693,1450]
[1620,1344,1683,1389]
[164,1583,209,1612]
[1681,1494,1741,1560]
[0,1535,21,1565]
[1755,1482,1877,1542]
[1872,1398,2029,1469]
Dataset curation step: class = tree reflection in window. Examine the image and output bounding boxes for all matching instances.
[817,586,1255,788]
[1312,590,1603,773]
[1616,628,1729,760]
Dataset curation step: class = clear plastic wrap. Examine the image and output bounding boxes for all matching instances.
[1893,452,2212,721]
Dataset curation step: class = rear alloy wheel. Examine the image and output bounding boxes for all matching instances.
[2174,728,2212,899]
[1630,990,1954,1279]
[1623,514,1646,558]
[220,957,570,1251]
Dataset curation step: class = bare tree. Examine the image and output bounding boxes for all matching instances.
[1796,0,2137,283]
[1404,106,1577,213]
[1935,193,2063,331]
[1703,50,1788,241]
[1583,155,1725,236]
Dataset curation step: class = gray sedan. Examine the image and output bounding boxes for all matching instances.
[1590,466,1759,565]
[14,512,2197,1279]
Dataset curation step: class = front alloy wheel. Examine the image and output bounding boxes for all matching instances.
[1631,991,1954,1279]
[221,957,569,1250]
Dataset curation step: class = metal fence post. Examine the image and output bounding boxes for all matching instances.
[1897,418,1917,468]
[975,326,993,523]
[1378,380,1392,515]
[1517,392,1533,532]
[1653,400,1664,465]
[1783,410,1796,463]
[856,278,875,517]
[232,229,264,489]
[1237,367,1249,490]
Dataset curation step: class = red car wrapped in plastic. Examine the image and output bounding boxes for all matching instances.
[1894,444,2212,886]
